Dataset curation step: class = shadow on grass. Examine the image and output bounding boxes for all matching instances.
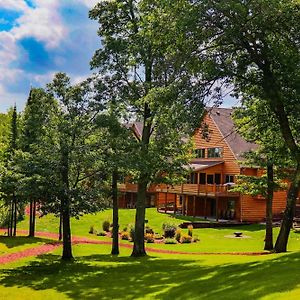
[0,251,300,299]
[0,236,54,249]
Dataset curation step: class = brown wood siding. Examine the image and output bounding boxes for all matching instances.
[241,191,287,222]
[193,113,240,175]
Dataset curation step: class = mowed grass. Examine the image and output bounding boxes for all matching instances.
[0,243,300,300]
[16,208,300,252]
[1,208,300,299]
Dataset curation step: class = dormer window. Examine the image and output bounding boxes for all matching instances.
[208,147,223,158]
[195,148,205,158]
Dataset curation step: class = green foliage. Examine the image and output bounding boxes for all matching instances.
[175,228,182,242]
[102,220,110,232]
[120,231,130,240]
[164,238,177,244]
[187,225,193,237]
[180,234,193,244]
[162,222,178,238]
[144,233,155,243]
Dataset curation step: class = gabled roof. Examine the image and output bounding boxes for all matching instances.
[208,107,257,161]
[186,161,224,172]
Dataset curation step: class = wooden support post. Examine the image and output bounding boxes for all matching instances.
[182,195,186,216]
[193,196,196,218]
[165,187,168,213]
[216,197,219,222]
[204,194,207,219]
[174,193,177,215]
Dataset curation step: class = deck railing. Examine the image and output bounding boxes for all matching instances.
[119,183,239,196]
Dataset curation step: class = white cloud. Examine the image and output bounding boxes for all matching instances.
[0,0,29,12]
[12,0,67,49]
[76,0,99,9]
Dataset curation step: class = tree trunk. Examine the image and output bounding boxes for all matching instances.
[131,179,148,257]
[62,198,73,260]
[61,149,73,260]
[274,164,300,252]
[111,170,119,255]
[32,199,36,237]
[9,200,14,237]
[13,194,17,237]
[29,200,33,237]
[59,211,63,241]
[264,162,274,251]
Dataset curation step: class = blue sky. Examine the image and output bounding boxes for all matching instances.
[0,0,237,113]
[0,0,99,112]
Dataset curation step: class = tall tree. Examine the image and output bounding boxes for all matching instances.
[197,0,300,252]
[20,88,55,237]
[233,99,292,250]
[90,0,207,257]
[43,73,109,260]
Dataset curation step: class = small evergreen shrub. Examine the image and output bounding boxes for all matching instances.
[165,238,177,244]
[162,222,177,238]
[175,228,182,242]
[89,225,96,234]
[145,226,154,234]
[121,231,130,240]
[145,233,155,243]
[128,224,135,241]
[97,231,107,236]
[102,220,110,232]
[193,235,200,242]
[187,224,193,237]
[180,234,192,243]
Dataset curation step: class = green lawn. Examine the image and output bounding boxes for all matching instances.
[1,208,300,299]
[0,243,300,299]
[16,208,300,253]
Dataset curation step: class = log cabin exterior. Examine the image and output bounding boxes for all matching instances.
[118,108,288,223]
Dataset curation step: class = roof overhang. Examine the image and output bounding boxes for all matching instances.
[184,161,224,172]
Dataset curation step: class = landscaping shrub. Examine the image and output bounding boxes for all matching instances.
[145,226,154,234]
[89,225,96,234]
[162,222,177,238]
[175,228,182,242]
[97,231,107,236]
[128,224,135,241]
[180,234,192,243]
[187,224,193,237]
[154,234,164,240]
[193,235,200,242]
[120,231,130,240]
[102,220,110,232]
[165,238,177,244]
[145,233,155,243]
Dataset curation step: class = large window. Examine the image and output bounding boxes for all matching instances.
[190,172,198,184]
[195,148,205,158]
[225,174,235,183]
[207,147,223,158]
[207,174,214,184]
[199,173,206,184]
[215,173,221,184]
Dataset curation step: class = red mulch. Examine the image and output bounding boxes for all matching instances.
[0,229,271,265]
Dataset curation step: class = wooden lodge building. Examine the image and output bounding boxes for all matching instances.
[118,108,288,223]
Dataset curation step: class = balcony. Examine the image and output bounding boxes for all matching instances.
[156,183,239,197]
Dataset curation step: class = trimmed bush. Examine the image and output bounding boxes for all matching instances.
[97,231,107,236]
[102,220,110,232]
[193,235,200,242]
[187,224,193,237]
[121,231,130,240]
[180,234,192,243]
[145,233,155,243]
[175,228,182,242]
[162,222,177,238]
[165,238,177,244]
[89,225,96,234]
[154,234,164,240]
[145,226,154,234]
[128,224,135,241]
